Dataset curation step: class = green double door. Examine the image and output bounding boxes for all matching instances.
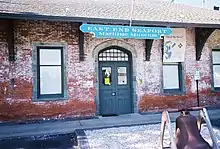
[99,61,132,116]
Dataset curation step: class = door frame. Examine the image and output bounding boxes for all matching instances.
[92,40,138,116]
[98,55,132,115]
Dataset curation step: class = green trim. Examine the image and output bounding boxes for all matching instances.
[37,46,64,98]
[32,43,68,101]
[213,88,220,92]
[211,49,220,92]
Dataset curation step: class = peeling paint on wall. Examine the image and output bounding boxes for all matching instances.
[0,20,220,121]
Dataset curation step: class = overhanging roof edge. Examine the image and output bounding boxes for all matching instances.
[0,12,220,29]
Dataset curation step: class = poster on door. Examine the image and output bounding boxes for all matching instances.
[163,28,186,62]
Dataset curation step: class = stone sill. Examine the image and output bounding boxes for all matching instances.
[32,97,68,102]
[163,92,186,96]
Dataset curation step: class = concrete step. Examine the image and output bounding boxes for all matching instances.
[73,129,90,149]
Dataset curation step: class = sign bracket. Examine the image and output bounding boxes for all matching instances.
[7,19,15,61]
[145,39,154,61]
[78,22,85,61]
[195,28,215,61]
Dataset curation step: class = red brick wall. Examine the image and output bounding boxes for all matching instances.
[0,20,96,121]
[139,29,220,112]
[82,29,220,113]
[0,19,219,121]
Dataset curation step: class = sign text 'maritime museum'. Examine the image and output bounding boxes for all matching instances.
[80,24,172,39]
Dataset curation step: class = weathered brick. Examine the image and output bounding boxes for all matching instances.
[0,19,220,121]
[139,29,220,112]
[0,99,96,121]
[0,20,96,121]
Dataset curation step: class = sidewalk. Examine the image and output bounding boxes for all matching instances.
[0,108,219,139]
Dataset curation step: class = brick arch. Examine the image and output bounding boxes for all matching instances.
[206,29,220,49]
[92,39,138,115]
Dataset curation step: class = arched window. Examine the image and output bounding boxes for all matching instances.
[98,49,128,61]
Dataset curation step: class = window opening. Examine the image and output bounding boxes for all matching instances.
[99,49,128,61]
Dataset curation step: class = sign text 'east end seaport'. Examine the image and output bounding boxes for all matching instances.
[80,24,172,39]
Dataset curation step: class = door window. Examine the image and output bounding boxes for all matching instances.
[102,67,112,85]
[99,49,128,61]
[117,67,127,85]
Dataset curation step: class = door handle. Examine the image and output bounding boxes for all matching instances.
[112,92,116,96]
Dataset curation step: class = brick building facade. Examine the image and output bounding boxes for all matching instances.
[0,0,220,122]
